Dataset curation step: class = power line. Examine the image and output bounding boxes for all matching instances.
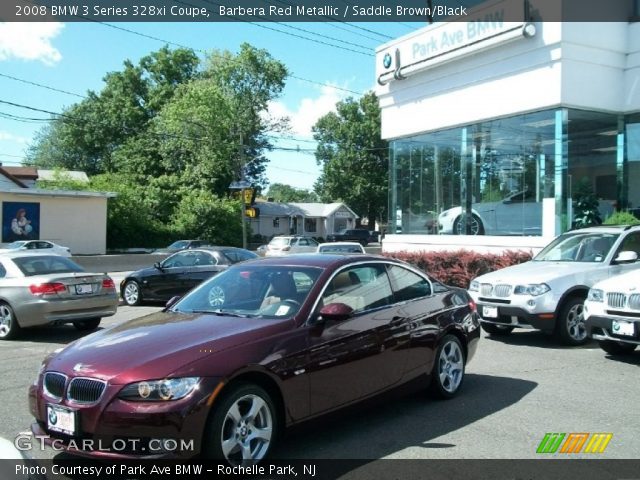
[0,73,86,99]
[95,21,367,96]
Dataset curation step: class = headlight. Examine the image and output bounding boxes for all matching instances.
[587,288,604,303]
[514,283,550,296]
[118,377,200,401]
[469,280,479,292]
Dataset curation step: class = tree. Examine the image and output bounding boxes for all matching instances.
[266,183,319,203]
[313,92,388,227]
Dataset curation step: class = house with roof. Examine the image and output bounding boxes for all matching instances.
[0,166,112,254]
[249,201,359,240]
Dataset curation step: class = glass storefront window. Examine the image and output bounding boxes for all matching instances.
[389,108,632,237]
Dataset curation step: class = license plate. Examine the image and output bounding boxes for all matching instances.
[47,404,77,436]
[612,320,635,337]
[75,284,93,295]
[482,306,498,318]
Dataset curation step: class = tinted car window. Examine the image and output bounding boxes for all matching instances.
[162,252,193,268]
[322,265,393,313]
[12,256,84,276]
[387,265,431,302]
[0,262,6,278]
[615,232,640,258]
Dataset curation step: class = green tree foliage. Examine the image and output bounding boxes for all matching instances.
[603,211,640,226]
[171,192,243,246]
[25,44,289,248]
[313,92,388,226]
[266,183,319,202]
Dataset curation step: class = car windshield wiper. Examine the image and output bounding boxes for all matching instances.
[185,309,254,318]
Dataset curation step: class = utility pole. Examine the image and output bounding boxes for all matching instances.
[238,131,247,250]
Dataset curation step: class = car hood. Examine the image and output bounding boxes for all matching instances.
[474,261,603,285]
[45,311,294,384]
[590,269,640,293]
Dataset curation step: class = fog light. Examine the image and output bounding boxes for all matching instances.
[527,300,536,307]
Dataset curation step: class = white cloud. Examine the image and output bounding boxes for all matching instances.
[0,22,64,65]
[268,84,349,138]
[0,131,29,145]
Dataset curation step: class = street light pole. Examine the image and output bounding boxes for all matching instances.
[238,132,247,249]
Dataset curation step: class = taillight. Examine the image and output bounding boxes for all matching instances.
[29,283,66,296]
[468,299,477,313]
[102,278,116,289]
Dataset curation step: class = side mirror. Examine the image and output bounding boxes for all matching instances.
[154,262,163,270]
[318,303,354,322]
[614,251,638,264]
[164,295,181,310]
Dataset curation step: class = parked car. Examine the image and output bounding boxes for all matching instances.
[29,254,479,464]
[0,253,118,340]
[584,267,640,356]
[438,190,615,235]
[468,225,640,345]
[153,239,210,254]
[326,228,372,246]
[264,235,319,256]
[317,242,366,254]
[0,240,71,257]
[120,247,258,306]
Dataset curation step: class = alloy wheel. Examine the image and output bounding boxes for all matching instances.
[220,394,273,464]
[438,339,464,393]
[566,303,586,342]
[123,282,140,305]
[0,304,13,338]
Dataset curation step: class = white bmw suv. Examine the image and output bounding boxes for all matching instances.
[468,226,640,345]
[584,266,640,356]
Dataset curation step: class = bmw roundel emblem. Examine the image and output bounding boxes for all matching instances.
[48,409,58,425]
[383,53,392,69]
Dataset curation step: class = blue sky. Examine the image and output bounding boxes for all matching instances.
[0,21,417,190]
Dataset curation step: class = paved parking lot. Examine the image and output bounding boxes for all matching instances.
[0,304,638,463]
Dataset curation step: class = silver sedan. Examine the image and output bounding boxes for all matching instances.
[0,253,118,340]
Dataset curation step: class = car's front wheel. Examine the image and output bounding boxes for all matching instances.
[73,318,101,331]
[481,323,514,335]
[430,334,465,399]
[556,297,588,346]
[0,302,21,340]
[598,340,637,355]
[123,280,142,306]
[203,383,277,465]
[453,214,485,235]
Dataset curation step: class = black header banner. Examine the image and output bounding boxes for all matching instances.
[1,0,638,22]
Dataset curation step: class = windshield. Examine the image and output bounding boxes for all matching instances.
[13,255,85,276]
[5,241,26,249]
[319,245,363,254]
[168,241,189,250]
[534,233,619,262]
[173,264,322,318]
[269,237,290,247]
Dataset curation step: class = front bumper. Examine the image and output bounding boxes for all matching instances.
[586,314,640,345]
[28,377,220,459]
[476,303,556,332]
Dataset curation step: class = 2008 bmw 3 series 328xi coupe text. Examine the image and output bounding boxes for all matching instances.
[29,254,480,465]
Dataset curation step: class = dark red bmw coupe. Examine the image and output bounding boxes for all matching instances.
[29,254,480,464]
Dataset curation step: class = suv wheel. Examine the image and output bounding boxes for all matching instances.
[556,297,588,346]
[481,323,514,336]
[598,340,637,355]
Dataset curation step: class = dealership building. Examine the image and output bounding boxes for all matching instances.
[376,0,640,253]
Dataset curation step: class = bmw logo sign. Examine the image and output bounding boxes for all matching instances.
[383,53,392,69]
[48,409,58,425]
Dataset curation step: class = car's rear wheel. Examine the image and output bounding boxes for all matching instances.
[556,297,588,346]
[598,340,637,355]
[453,214,485,235]
[481,323,514,335]
[73,318,101,331]
[430,334,465,399]
[123,280,142,306]
[0,303,21,340]
[203,383,277,465]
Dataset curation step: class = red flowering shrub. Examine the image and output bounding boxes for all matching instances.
[385,249,533,289]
